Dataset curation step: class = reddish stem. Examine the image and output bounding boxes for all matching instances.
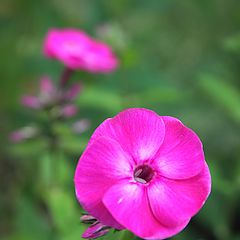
[60,67,74,88]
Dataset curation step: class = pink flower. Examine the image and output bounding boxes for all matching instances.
[60,104,78,118]
[40,75,54,94]
[74,108,211,239]
[21,96,41,109]
[64,83,82,101]
[43,28,118,73]
[21,76,81,110]
[21,76,56,109]
[9,126,38,143]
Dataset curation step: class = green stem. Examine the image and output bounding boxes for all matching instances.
[120,230,135,240]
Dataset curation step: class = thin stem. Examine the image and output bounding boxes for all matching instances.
[60,67,74,88]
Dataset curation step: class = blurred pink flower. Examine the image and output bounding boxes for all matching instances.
[43,28,118,73]
[21,76,55,109]
[21,95,41,109]
[61,104,78,118]
[9,130,25,143]
[9,126,38,143]
[63,83,82,101]
[40,75,54,94]
[74,108,211,239]
[21,76,81,110]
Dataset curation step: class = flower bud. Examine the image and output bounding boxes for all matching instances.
[9,126,39,143]
[80,214,96,224]
[82,222,110,239]
[40,76,54,94]
[61,104,78,118]
[64,83,82,100]
[21,95,41,109]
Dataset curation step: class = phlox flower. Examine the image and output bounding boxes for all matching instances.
[43,28,118,73]
[74,108,211,239]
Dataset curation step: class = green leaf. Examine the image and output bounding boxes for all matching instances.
[119,230,136,240]
[39,152,52,188]
[13,197,51,240]
[60,135,88,154]
[46,188,84,237]
[77,86,123,113]
[223,34,240,52]
[131,85,188,105]
[9,138,47,158]
[198,191,232,240]
[199,74,240,122]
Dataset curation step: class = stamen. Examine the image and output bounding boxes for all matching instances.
[134,168,143,177]
[134,165,154,184]
[135,177,147,184]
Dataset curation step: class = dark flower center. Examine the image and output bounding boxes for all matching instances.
[134,165,154,184]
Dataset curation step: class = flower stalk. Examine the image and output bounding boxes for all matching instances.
[60,67,74,88]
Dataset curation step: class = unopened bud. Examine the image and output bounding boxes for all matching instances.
[40,76,54,94]
[64,83,82,100]
[21,95,41,109]
[80,214,96,224]
[82,222,110,239]
[9,126,39,143]
[61,104,78,118]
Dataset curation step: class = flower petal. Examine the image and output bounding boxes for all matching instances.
[103,182,190,239]
[74,137,132,229]
[88,108,165,163]
[153,116,205,179]
[148,163,211,227]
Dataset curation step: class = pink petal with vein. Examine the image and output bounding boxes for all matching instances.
[148,163,211,227]
[88,108,165,163]
[103,182,190,239]
[74,137,132,229]
[153,116,205,179]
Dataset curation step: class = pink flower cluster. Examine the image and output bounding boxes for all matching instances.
[21,76,80,118]
[43,28,118,73]
[74,108,211,239]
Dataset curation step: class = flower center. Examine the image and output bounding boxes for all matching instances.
[134,165,154,184]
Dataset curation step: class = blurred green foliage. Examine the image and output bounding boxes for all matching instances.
[1,0,240,240]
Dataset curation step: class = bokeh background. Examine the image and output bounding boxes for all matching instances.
[1,0,240,239]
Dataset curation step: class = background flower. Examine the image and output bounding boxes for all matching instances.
[74,108,211,239]
[43,28,118,73]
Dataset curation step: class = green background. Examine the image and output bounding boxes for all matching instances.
[1,0,240,239]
